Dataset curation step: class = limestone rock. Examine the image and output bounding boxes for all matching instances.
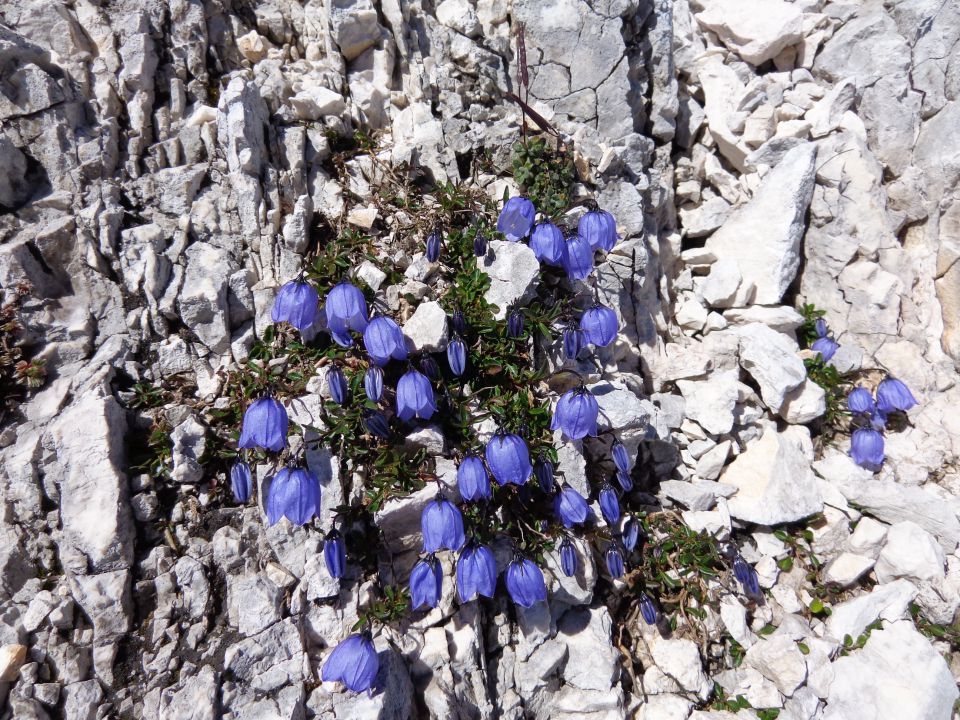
[478,240,540,320]
[696,0,804,65]
[737,323,806,412]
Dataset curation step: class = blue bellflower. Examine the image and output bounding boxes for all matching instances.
[266,466,320,525]
[815,318,828,337]
[457,454,491,502]
[563,234,594,281]
[876,378,917,413]
[474,232,488,257]
[580,304,618,347]
[421,495,466,552]
[426,231,441,262]
[533,453,554,493]
[870,411,889,432]
[321,631,379,693]
[457,543,497,602]
[599,484,621,525]
[363,410,390,439]
[324,530,346,578]
[605,544,625,578]
[231,461,252,503]
[850,428,885,470]
[622,516,640,551]
[578,208,618,252]
[239,397,288,452]
[562,325,583,360]
[485,431,532,486]
[451,309,467,335]
[847,387,875,415]
[611,441,630,473]
[396,369,436,421]
[325,282,369,343]
[419,355,441,381]
[363,316,408,366]
[447,337,467,376]
[410,556,443,609]
[551,386,599,441]
[811,336,839,362]
[616,469,634,492]
[559,538,578,577]
[507,310,525,338]
[328,366,348,405]
[639,593,658,625]
[733,554,760,596]
[497,196,536,242]
[505,556,547,607]
[529,222,567,266]
[554,485,589,528]
[272,279,319,331]
[364,366,383,402]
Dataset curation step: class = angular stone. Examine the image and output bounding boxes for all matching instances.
[696,0,804,65]
[826,579,918,643]
[779,378,826,424]
[402,301,449,353]
[557,607,620,692]
[737,323,806,412]
[744,635,806,696]
[874,521,946,585]
[478,240,540,320]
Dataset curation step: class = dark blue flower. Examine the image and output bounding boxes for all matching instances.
[457,543,497,602]
[505,556,547,607]
[363,316,408,366]
[396,369,436,421]
[811,336,839,362]
[325,282,369,339]
[364,367,383,402]
[559,538,577,577]
[551,386,599,441]
[272,279,319,331]
[474,232,488,257]
[876,378,917,413]
[616,469,633,492]
[815,318,828,338]
[451,309,467,335]
[265,466,320,525]
[410,555,443,609]
[529,222,566,266]
[847,387,875,415]
[605,544,625,578]
[363,410,390,439]
[622,516,640,551]
[485,432,532,486]
[733,554,760,596]
[639,593,658,625]
[324,530,346,579]
[447,337,467,376]
[533,453,554,493]
[580,304,618,347]
[562,325,583,360]
[321,631,379,692]
[497,196,536,242]
[457,454,491,502]
[231,461,252,503]
[611,441,630,473]
[850,428,884,470]
[554,485,589,528]
[328,366,348,405]
[239,397,288,452]
[419,355,441,381]
[599,484,620,525]
[562,234,594,281]
[426,231,442,262]
[421,495,465,552]
[578,208,618,252]
[507,310,524,338]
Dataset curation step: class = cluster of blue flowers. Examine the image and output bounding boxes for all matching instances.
[810,318,839,362]
[846,378,917,470]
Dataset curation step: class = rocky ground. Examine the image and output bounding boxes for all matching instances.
[1,0,960,718]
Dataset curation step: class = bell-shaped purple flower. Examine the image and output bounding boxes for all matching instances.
[231,461,252,503]
[451,309,467,335]
[551,386,599,441]
[457,454,491,502]
[529,222,566,266]
[847,387,875,415]
[505,556,547,607]
[457,543,497,602]
[578,208,618,252]
[581,304,618,347]
[485,432,532,486]
[265,466,320,526]
[605,544,625,578]
[563,325,583,360]
[474,232,488,257]
[321,631,379,692]
[325,282,369,338]
[421,495,465,552]
[533,453,554,493]
[622,516,640,551]
[562,234,594,281]
[328,366,348,406]
[811,336,839,362]
[324,530,346,579]
[599,484,621,525]
[447,337,467,377]
[239,397,288,452]
[733,553,760,596]
[419,355,441,381]
[871,411,889,432]
[396,369,436,421]
[272,279,319,331]
[497,196,536,242]
[364,366,383,402]
[616,469,634,492]
[850,428,884,470]
[815,318,828,338]
[611,441,630,473]
[507,309,525,338]
[363,410,390,439]
[554,485,589,528]
[639,593,658,625]
[559,538,578,577]
[363,316,408,366]
[426,231,441,263]
[876,378,917,413]
[410,556,443,609]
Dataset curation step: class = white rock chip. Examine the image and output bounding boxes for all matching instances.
[478,240,540,320]
[826,579,918,643]
[779,378,826,424]
[874,521,946,584]
[744,635,806,696]
[402,301,449,353]
[557,607,620,692]
[823,552,875,587]
[737,323,806,412]
[649,637,713,700]
[677,370,740,435]
[697,0,803,65]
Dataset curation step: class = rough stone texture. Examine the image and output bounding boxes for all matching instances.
[478,240,541,320]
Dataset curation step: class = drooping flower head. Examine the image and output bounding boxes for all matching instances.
[563,234,594,281]
[410,555,443,610]
[272,278,319,331]
[425,230,442,263]
[733,553,760,596]
[457,454,491,502]
[622,516,640,552]
[850,428,884,470]
[447,337,467,377]
[457,543,497,602]
[239,397,288,452]
[507,309,525,338]
[815,318,828,338]
[533,452,554,493]
[324,530,346,579]
[419,355,441,381]
[363,410,390,439]
[265,466,320,526]
[325,282,369,342]
[876,378,917,413]
[474,231,488,258]
[611,441,630,474]
[451,308,467,335]
[505,555,547,607]
[638,593,658,625]
[396,368,436,421]
[485,431,532,486]
[551,385,599,441]
[321,631,379,693]
[599,484,621,525]
[421,494,466,552]
[559,538,578,577]
[554,485,589,528]
[231,461,252,503]
[846,387,875,416]
[529,222,567,266]
[580,304,618,347]
[616,469,634,492]
[578,208,618,253]
[364,366,383,402]
[363,316,408,366]
[811,336,839,362]
[327,366,348,406]
[497,196,536,242]
[562,323,583,361]
[870,411,889,432]
[605,544,625,578]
